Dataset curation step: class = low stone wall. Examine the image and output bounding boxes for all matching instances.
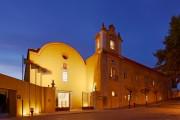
[0,73,55,117]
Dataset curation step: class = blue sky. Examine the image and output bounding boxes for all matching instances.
[0,0,179,79]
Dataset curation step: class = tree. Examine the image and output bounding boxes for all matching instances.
[154,15,180,86]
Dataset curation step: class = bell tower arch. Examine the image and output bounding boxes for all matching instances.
[95,23,123,55]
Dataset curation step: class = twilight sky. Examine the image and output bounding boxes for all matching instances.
[0,0,179,79]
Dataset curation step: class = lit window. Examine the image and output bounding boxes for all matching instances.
[145,95,148,101]
[128,94,131,101]
[62,70,68,82]
[97,39,100,49]
[124,95,127,100]
[110,67,113,77]
[58,92,69,107]
[110,40,115,50]
[153,80,155,86]
[110,67,116,78]
[112,91,115,97]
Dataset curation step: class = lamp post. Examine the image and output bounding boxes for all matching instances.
[30,107,34,117]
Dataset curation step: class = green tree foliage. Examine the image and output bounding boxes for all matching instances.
[154,16,180,78]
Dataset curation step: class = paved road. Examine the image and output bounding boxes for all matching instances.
[5,100,180,120]
[32,108,180,120]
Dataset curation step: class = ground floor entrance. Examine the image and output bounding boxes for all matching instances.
[56,91,70,111]
[56,91,95,111]
[0,89,8,114]
[0,89,16,117]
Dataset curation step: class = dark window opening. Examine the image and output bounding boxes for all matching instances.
[172,79,177,88]
[123,72,127,79]
[62,54,68,60]
[0,94,8,114]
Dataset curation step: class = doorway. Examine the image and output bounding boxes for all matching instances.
[0,89,8,117]
[0,89,16,117]
[57,91,70,111]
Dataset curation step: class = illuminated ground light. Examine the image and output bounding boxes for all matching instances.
[83,103,89,107]
[35,109,39,114]
[23,110,27,116]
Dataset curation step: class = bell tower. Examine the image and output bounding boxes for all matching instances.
[95,23,122,55]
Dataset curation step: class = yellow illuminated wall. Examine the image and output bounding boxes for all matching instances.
[28,42,88,109]
[86,53,101,92]
[0,73,55,117]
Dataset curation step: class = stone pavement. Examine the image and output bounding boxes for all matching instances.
[2,99,180,120]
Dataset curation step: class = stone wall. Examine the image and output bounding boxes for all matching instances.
[94,52,170,109]
[0,73,55,117]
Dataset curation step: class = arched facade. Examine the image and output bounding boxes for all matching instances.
[24,24,170,111]
[26,42,88,109]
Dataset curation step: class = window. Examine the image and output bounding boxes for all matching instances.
[152,80,155,87]
[97,39,100,49]
[144,76,148,83]
[112,91,115,97]
[110,67,116,78]
[110,67,113,78]
[63,63,67,69]
[128,94,131,101]
[123,72,128,79]
[62,63,68,82]
[82,92,90,107]
[135,75,138,80]
[62,54,68,60]
[145,95,148,101]
[110,40,115,50]
[58,92,70,108]
[62,70,68,82]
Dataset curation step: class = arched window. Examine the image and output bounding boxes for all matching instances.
[110,40,115,50]
[110,67,117,80]
[97,39,100,49]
